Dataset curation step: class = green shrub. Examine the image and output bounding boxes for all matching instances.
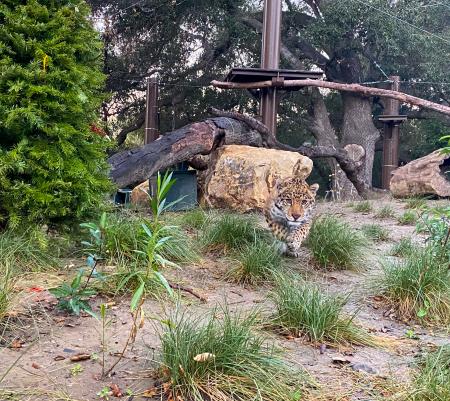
[374,246,450,324]
[375,206,395,219]
[353,201,373,213]
[390,237,416,257]
[306,216,367,270]
[201,213,268,252]
[226,240,283,285]
[0,0,111,227]
[398,211,417,225]
[361,224,390,242]
[409,345,450,401]
[159,305,306,401]
[269,277,375,346]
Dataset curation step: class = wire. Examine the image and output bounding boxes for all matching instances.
[92,0,187,20]
[352,0,450,45]
[400,81,450,85]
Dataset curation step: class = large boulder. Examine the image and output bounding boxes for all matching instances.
[201,145,313,211]
[390,149,450,198]
[130,180,149,206]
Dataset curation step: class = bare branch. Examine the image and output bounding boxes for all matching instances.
[211,79,450,116]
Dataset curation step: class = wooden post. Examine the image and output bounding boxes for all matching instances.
[381,76,400,190]
[145,77,159,144]
[260,0,282,136]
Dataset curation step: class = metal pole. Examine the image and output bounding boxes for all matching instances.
[260,0,282,136]
[381,75,400,189]
[145,77,159,144]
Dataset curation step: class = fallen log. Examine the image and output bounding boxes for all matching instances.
[211,79,450,117]
[108,111,369,197]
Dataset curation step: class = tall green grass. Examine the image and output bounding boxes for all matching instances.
[158,305,307,401]
[374,246,450,324]
[201,213,268,253]
[409,345,450,401]
[0,267,14,322]
[0,229,58,274]
[96,211,200,265]
[269,277,375,346]
[306,216,367,270]
[226,240,283,285]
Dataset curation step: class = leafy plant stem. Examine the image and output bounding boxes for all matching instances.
[104,298,144,377]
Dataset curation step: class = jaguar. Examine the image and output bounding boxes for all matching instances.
[264,162,319,257]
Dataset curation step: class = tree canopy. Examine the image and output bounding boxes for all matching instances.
[90,0,450,192]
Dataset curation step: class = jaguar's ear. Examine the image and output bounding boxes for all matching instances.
[292,159,310,179]
[309,183,319,195]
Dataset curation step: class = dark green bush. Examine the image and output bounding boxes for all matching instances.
[0,0,111,227]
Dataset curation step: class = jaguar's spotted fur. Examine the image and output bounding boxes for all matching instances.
[264,163,319,257]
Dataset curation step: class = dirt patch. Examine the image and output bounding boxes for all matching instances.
[1,198,449,400]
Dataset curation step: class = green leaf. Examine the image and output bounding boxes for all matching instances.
[141,223,153,238]
[417,308,427,318]
[71,270,84,289]
[99,212,107,229]
[131,282,145,311]
[153,271,174,298]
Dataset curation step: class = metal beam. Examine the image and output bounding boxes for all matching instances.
[144,77,159,144]
[260,0,282,136]
[381,76,401,190]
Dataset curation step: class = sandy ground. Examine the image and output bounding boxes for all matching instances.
[1,198,449,401]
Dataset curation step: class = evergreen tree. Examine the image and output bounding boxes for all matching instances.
[0,0,112,227]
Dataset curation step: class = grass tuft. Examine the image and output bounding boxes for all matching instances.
[353,201,373,213]
[158,304,307,401]
[306,215,367,270]
[0,269,14,322]
[269,276,375,346]
[405,196,428,210]
[397,210,417,225]
[178,208,209,230]
[375,205,396,219]
[226,240,283,285]
[409,345,450,401]
[374,246,450,324]
[390,237,417,257]
[361,224,390,242]
[0,229,58,274]
[201,213,268,253]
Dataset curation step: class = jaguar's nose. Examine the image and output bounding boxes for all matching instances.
[292,213,302,220]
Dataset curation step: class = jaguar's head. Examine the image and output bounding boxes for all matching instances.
[271,160,319,223]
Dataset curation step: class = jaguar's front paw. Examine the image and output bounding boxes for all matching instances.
[286,250,300,258]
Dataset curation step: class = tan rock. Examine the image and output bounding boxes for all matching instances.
[390,149,450,197]
[130,180,150,206]
[202,145,313,211]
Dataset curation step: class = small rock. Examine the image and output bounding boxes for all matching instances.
[332,356,351,365]
[351,362,379,375]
